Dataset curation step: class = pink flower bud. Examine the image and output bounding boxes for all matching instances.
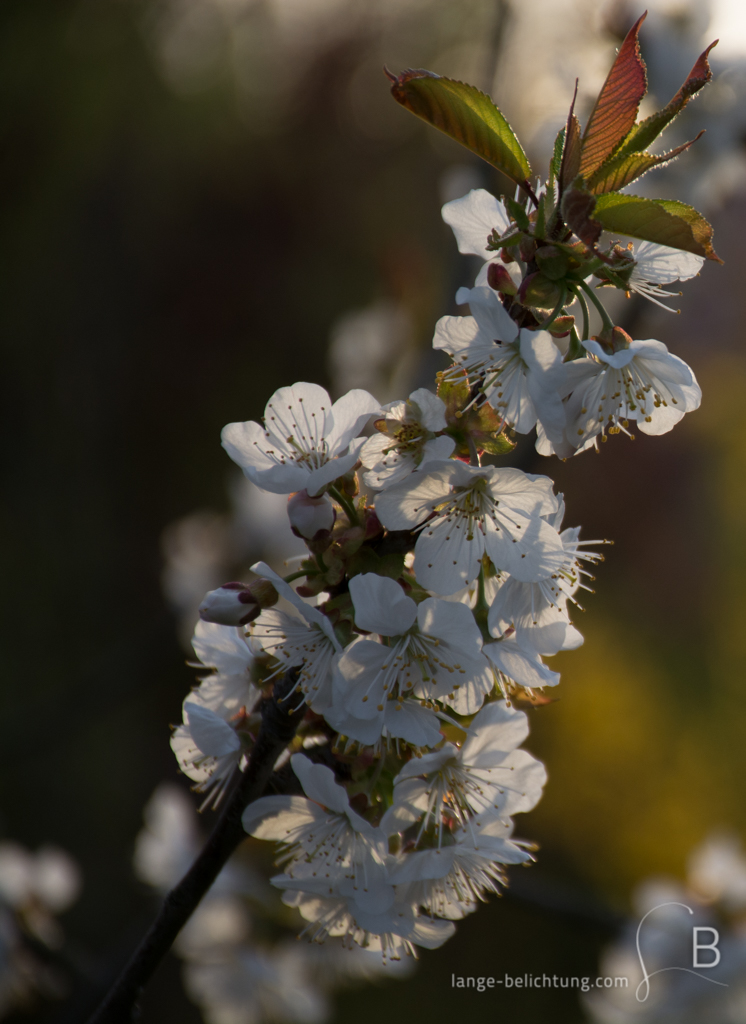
[199,580,278,627]
[287,490,335,540]
[487,262,517,295]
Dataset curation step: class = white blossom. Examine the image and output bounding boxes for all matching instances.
[190,619,260,715]
[433,287,566,444]
[281,887,455,960]
[222,383,380,497]
[185,944,328,1024]
[171,703,244,810]
[441,189,518,288]
[133,784,200,893]
[561,336,701,448]
[375,460,566,595]
[329,574,493,749]
[688,832,746,911]
[242,754,393,916]
[0,844,80,917]
[390,814,534,920]
[360,389,455,490]
[487,506,603,656]
[380,700,547,837]
[249,562,341,713]
[324,690,443,753]
[483,636,560,692]
[628,241,704,310]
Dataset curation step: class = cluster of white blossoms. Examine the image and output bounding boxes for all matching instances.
[169,182,707,963]
[134,785,411,1024]
[439,189,704,458]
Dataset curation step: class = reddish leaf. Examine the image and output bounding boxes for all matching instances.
[579,12,648,178]
[615,41,717,157]
[587,131,704,194]
[559,83,581,196]
[561,185,602,249]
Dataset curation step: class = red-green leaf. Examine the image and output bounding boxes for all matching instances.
[614,41,716,158]
[587,131,704,194]
[388,69,531,186]
[559,84,582,197]
[593,192,721,262]
[561,183,602,249]
[579,13,648,178]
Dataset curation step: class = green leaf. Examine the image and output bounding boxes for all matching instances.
[534,191,547,239]
[587,132,704,194]
[593,192,721,262]
[579,13,648,178]
[549,127,565,188]
[505,197,529,232]
[613,41,716,159]
[388,69,531,186]
[479,432,517,456]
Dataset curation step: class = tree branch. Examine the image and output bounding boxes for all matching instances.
[87,668,304,1024]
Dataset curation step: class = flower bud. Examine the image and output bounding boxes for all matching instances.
[518,272,562,311]
[535,245,569,281]
[549,315,574,338]
[487,262,517,295]
[593,325,632,355]
[518,236,536,263]
[364,509,383,540]
[199,579,278,627]
[335,526,365,558]
[287,490,335,540]
[339,470,359,498]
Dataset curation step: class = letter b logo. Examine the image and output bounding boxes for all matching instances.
[693,927,721,968]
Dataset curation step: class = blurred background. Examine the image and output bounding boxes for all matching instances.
[3,0,746,1020]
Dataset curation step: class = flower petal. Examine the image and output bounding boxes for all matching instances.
[349,574,417,636]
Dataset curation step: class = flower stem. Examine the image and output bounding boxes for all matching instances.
[567,326,585,361]
[474,566,491,643]
[467,435,481,467]
[328,486,359,527]
[573,286,590,341]
[283,568,319,583]
[577,279,614,331]
[534,286,567,332]
[86,669,304,1024]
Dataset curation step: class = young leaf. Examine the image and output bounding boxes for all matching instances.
[561,183,602,248]
[388,69,531,187]
[613,41,717,158]
[548,127,566,187]
[587,131,704,194]
[579,12,648,179]
[505,197,530,232]
[559,84,582,197]
[593,192,721,262]
[437,370,516,457]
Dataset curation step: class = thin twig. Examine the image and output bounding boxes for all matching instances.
[87,669,303,1024]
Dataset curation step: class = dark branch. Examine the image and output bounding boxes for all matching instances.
[87,669,303,1024]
